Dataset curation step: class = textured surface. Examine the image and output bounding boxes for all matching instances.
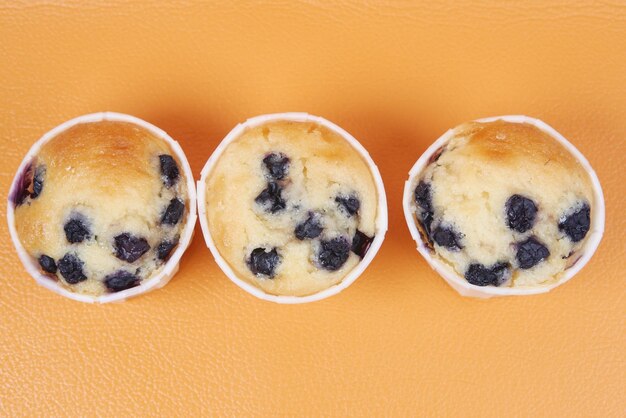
[0,1,624,416]
[205,120,378,296]
[13,121,189,297]
[411,120,595,288]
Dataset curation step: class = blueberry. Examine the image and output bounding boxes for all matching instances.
[58,253,87,284]
[414,181,432,212]
[247,247,280,278]
[161,198,185,225]
[38,254,57,274]
[12,162,33,206]
[414,182,435,242]
[317,237,351,271]
[31,165,45,199]
[335,195,360,217]
[255,182,286,213]
[263,153,290,180]
[432,225,462,251]
[114,233,150,263]
[505,194,537,233]
[465,262,510,287]
[157,239,178,260]
[558,203,591,242]
[104,270,140,292]
[159,154,180,188]
[516,237,550,269]
[64,217,91,243]
[351,230,374,258]
[295,213,323,240]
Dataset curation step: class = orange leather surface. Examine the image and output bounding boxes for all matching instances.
[0,1,624,416]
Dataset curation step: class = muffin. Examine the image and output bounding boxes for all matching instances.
[198,113,387,303]
[403,115,604,297]
[8,112,196,303]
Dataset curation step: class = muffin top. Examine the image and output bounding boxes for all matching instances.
[205,120,379,297]
[412,119,594,288]
[13,120,189,296]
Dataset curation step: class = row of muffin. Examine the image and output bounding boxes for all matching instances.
[7,112,604,303]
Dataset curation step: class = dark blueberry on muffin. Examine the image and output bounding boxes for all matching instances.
[255,182,286,213]
[157,239,178,261]
[114,233,150,263]
[247,248,280,278]
[58,253,87,284]
[351,230,374,258]
[414,181,432,212]
[31,165,45,199]
[159,154,180,188]
[295,213,323,240]
[335,195,360,217]
[64,217,91,244]
[516,237,550,269]
[104,270,141,292]
[558,203,591,243]
[505,194,537,233]
[317,237,351,271]
[465,262,510,287]
[432,225,462,251]
[38,254,57,274]
[263,153,290,180]
[161,198,185,226]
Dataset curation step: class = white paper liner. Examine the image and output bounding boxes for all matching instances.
[7,112,197,303]
[198,113,388,304]
[403,115,605,298]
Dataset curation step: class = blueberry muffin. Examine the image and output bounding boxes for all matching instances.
[202,116,382,298]
[409,118,597,289]
[11,117,191,298]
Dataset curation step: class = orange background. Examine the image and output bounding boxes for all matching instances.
[1,1,624,416]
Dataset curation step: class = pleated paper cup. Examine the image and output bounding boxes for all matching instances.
[198,113,388,303]
[7,112,197,303]
[403,115,605,298]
